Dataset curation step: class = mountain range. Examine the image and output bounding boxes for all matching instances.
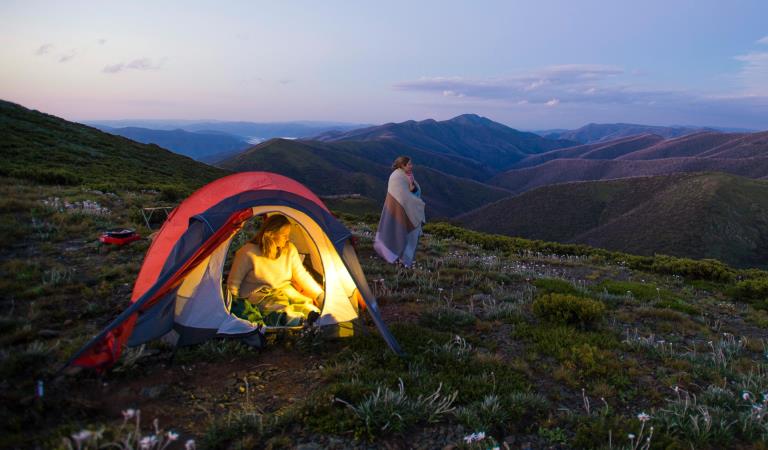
[5,97,768,267]
[313,114,577,169]
[216,138,511,218]
[85,119,367,141]
[92,126,251,162]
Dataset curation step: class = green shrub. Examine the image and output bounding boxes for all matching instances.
[732,277,768,303]
[533,294,606,327]
[534,278,581,296]
[650,255,735,283]
[8,168,82,185]
[157,185,187,202]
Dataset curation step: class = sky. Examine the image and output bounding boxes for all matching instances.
[1,0,767,129]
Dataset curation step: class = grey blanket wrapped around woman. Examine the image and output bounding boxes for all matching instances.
[374,165,425,268]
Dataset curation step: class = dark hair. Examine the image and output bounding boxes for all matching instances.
[250,214,291,259]
[392,156,411,170]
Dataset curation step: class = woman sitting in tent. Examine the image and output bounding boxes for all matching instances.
[374,156,426,268]
[227,214,323,326]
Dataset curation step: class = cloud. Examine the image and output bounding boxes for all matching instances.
[394,63,768,128]
[59,50,76,63]
[103,57,166,74]
[734,51,768,95]
[35,44,53,56]
[98,38,107,45]
[393,65,685,107]
[757,36,768,45]
[442,90,465,98]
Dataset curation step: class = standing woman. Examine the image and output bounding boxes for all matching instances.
[374,156,426,268]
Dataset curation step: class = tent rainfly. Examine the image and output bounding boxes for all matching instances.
[66,172,402,372]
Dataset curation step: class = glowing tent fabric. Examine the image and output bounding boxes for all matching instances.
[66,172,402,372]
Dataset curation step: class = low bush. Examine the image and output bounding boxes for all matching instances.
[533,293,606,327]
[7,168,82,186]
[534,278,581,296]
[732,277,768,304]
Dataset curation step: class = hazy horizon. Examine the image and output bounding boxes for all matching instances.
[2,0,767,129]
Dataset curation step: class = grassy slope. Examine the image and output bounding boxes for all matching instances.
[218,138,512,218]
[459,172,768,268]
[0,100,228,192]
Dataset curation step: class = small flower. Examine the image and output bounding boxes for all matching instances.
[167,431,179,441]
[72,430,93,443]
[463,432,486,443]
[122,408,137,420]
[139,435,158,450]
[628,433,636,440]
[673,385,679,392]
[743,392,752,401]
[637,412,651,422]
[185,439,197,450]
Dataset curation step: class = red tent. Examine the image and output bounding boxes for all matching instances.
[66,172,401,372]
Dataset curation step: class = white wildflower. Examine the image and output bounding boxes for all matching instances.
[139,435,157,449]
[463,431,486,443]
[637,412,651,422]
[72,430,92,442]
[185,439,197,450]
[122,408,137,420]
[166,431,179,441]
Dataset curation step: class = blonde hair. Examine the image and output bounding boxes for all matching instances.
[392,156,411,170]
[251,214,291,259]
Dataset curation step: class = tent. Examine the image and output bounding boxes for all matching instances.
[66,172,402,372]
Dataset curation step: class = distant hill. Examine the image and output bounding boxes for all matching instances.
[618,131,768,160]
[496,131,768,193]
[94,126,250,161]
[459,172,768,268]
[511,134,666,169]
[86,119,368,142]
[0,100,228,191]
[313,114,577,169]
[491,156,768,195]
[539,123,711,144]
[217,138,511,218]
